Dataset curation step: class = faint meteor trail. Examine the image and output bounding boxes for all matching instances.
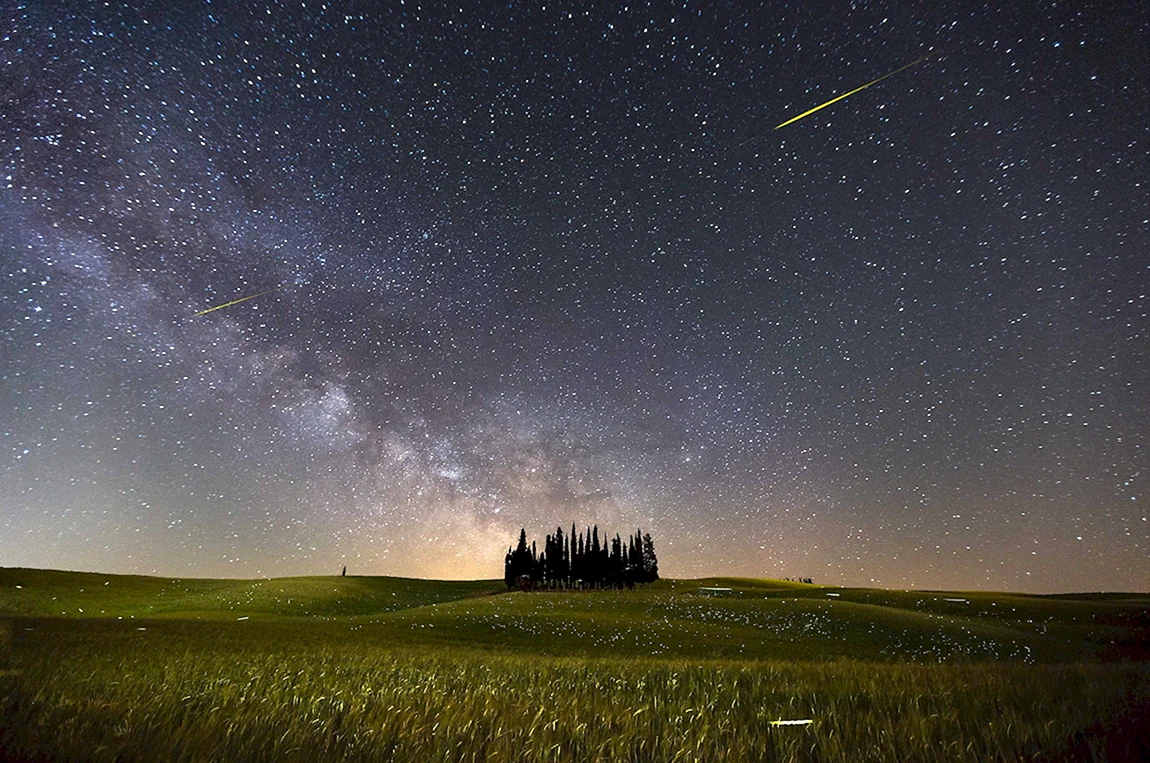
[774,52,935,130]
[192,285,288,317]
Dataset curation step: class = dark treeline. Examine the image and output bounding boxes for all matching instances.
[504,525,658,590]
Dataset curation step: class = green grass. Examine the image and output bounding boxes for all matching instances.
[2,568,1147,761]
[0,567,501,619]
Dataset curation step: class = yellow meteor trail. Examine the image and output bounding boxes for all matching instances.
[774,52,934,130]
[192,285,287,317]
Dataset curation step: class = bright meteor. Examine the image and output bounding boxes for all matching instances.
[192,285,287,317]
[774,52,934,130]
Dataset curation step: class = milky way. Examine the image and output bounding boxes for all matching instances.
[1,2,1145,591]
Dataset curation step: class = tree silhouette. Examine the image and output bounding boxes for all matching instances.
[503,525,659,590]
[504,528,534,588]
[630,530,645,586]
[642,532,659,583]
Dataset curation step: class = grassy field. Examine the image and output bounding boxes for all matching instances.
[1,568,1147,761]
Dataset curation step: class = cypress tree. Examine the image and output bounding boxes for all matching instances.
[610,534,622,588]
[642,532,659,583]
[570,523,577,588]
[591,526,601,587]
[509,529,532,588]
[563,529,571,588]
[575,531,584,585]
[544,533,554,586]
[630,533,639,586]
[600,535,609,587]
[530,541,540,585]
[555,526,567,588]
[632,530,645,585]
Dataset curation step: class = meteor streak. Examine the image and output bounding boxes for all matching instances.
[192,285,287,317]
[774,52,934,130]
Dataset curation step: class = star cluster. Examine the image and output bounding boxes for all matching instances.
[1,2,1145,591]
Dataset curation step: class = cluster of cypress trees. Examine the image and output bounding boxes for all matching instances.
[504,525,658,589]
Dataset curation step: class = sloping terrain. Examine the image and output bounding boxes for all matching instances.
[1,569,1147,762]
[0,567,501,619]
[2,568,1145,662]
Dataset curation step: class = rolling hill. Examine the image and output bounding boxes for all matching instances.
[1,568,1147,762]
[2,567,1145,662]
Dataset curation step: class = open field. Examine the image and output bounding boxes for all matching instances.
[1,568,1147,761]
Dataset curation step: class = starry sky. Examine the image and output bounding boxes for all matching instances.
[1,2,1146,592]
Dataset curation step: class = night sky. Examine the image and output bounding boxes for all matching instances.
[2,2,1146,592]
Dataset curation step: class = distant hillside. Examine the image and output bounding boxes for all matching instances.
[0,567,501,619]
[1,568,1146,662]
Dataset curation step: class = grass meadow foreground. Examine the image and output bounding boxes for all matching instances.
[1,569,1147,761]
